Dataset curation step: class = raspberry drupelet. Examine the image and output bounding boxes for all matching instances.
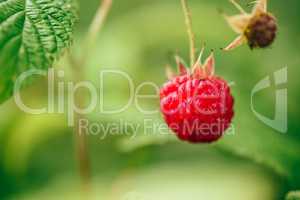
[223,0,277,50]
[160,51,234,143]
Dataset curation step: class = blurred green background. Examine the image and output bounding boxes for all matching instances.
[0,0,300,199]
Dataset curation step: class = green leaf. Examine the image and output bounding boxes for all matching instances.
[0,0,77,103]
[286,191,300,200]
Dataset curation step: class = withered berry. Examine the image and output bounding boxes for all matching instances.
[245,13,277,49]
[223,0,278,50]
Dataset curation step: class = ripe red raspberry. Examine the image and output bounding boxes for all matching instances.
[160,52,234,143]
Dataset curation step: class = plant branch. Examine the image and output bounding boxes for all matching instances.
[74,107,91,198]
[181,0,196,67]
[83,0,112,63]
[67,0,113,198]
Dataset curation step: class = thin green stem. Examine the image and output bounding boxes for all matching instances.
[84,0,112,64]
[181,0,196,67]
[229,0,246,14]
[67,0,113,198]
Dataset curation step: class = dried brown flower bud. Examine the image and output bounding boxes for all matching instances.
[223,0,278,51]
[245,13,277,49]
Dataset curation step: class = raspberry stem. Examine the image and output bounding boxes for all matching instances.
[229,0,246,14]
[181,0,196,67]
